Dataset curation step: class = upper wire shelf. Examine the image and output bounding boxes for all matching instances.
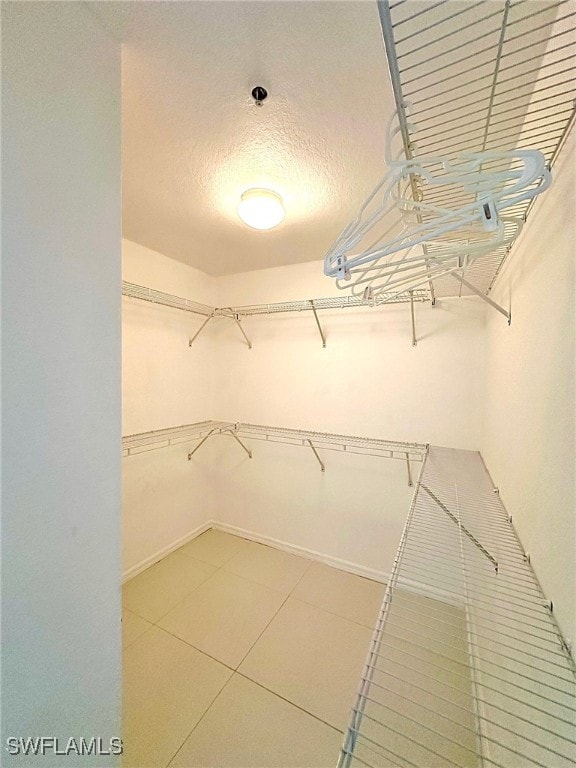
[122,280,428,317]
[378,0,576,298]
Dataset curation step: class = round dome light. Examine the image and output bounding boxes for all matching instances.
[238,188,285,230]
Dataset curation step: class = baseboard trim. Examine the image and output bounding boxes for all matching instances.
[211,521,389,583]
[122,520,213,582]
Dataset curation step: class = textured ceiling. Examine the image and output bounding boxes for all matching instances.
[90,1,396,275]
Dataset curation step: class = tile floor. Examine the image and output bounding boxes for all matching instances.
[122,529,386,768]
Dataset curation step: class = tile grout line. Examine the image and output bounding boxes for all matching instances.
[160,549,322,767]
[123,533,252,626]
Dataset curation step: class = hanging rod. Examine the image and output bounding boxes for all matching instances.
[378,0,576,300]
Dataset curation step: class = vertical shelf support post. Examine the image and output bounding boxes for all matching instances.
[410,291,417,347]
[406,453,413,487]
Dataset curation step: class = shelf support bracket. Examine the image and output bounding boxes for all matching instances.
[309,300,326,348]
[189,315,213,346]
[405,453,413,487]
[306,439,325,471]
[231,312,252,349]
[187,428,220,459]
[420,484,499,572]
[225,429,252,458]
[447,273,511,324]
[409,291,417,347]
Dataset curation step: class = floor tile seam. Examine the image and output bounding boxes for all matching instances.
[163,661,233,768]
[284,557,315,597]
[126,561,223,626]
[218,562,307,597]
[282,594,381,631]
[155,625,238,674]
[234,588,294,671]
[122,624,155,652]
[234,669,346,737]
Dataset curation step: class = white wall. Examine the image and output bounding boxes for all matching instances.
[122,242,488,579]
[122,240,219,575]
[207,261,488,576]
[1,4,121,763]
[482,128,576,651]
[215,261,487,447]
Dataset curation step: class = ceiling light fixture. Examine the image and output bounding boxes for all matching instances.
[237,188,285,230]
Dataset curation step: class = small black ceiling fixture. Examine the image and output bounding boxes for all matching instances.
[251,86,268,107]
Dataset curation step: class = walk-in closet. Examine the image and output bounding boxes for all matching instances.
[2,1,575,767]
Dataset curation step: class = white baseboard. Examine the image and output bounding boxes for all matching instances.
[122,520,213,582]
[211,521,389,583]
[123,518,388,584]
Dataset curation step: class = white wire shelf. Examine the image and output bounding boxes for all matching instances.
[340,445,576,768]
[226,291,429,317]
[380,0,576,299]
[122,280,429,318]
[122,420,427,481]
[123,280,430,348]
[122,420,233,456]
[234,423,427,462]
[122,280,214,316]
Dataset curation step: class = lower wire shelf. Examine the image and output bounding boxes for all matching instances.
[340,446,576,768]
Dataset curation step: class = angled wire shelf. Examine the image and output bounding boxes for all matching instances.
[340,446,576,768]
[378,0,576,300]
[123,420,427,483]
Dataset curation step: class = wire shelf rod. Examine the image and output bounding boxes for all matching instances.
[396,550,558,607]
[391,0,450,29]
[394,560,564,627]
[364,654,576,723]
[355,696,573,768]
[381,601,573,681]
[352,705,478,766]
[365,662,575,737]
[398,544,550,599]
[407,510,525,550]
[395,1,492,45]
[413,100,574,146]
[408,31,574,105]
[357,685,575,765]
[395,2,501,57]
[393,588,566,648]
[420,484,498,569]
[368,640,575,710]
[400,7,572,89]
[345,730,413,768]
[398,21,509,74]
[378,608,575,681]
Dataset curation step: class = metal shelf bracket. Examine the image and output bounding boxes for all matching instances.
[309,300,326,348]
[306,439,325,471]
[409,291,417,347]
[189,315,214,346]
[420,483,499,572]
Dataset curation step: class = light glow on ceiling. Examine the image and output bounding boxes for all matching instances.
[237,188,285,230]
